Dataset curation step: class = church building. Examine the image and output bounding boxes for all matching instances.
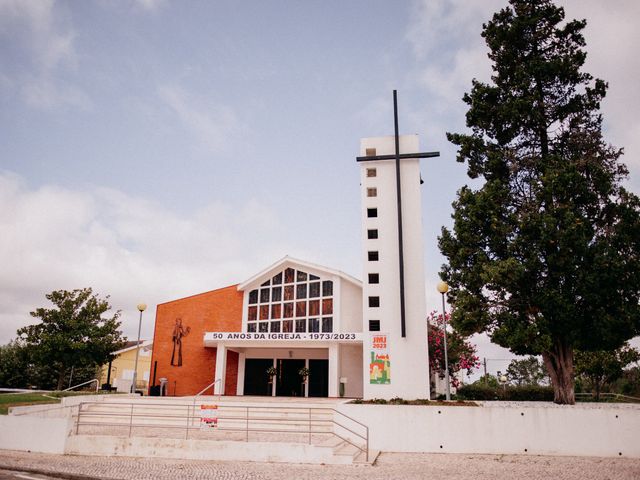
[150,132,432,400]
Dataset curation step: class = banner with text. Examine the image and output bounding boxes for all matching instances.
[369,333,391,384]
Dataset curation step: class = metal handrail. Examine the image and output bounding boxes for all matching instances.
[194,378,222,398]
[576,392,640,403]
[75,401,369,460]
[63,378,99,392]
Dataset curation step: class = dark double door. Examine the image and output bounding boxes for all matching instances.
[243,358,328,397]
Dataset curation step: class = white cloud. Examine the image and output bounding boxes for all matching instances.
[133,0,167,12]
[0,171,286,344]
[157,84,243,154]
[0,0,87,109]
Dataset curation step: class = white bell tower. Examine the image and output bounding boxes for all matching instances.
[357,94,438,399]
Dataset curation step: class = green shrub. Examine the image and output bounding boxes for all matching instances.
[456,384,554,401]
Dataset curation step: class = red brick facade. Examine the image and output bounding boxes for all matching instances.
[150,285,243,396]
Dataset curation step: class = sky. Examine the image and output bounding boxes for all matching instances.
[1,0,639,378]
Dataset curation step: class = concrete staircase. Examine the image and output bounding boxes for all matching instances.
[70,396,376,465]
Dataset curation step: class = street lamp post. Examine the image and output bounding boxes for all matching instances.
[131,303,147,394]
[436,281,451,400]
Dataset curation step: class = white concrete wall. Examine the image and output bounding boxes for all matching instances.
[339,279,363,333]
[0,415,71,453]
[65,434,343,464]
[339,344,363,398]
[337,403,640,458]
[360,135,429,400]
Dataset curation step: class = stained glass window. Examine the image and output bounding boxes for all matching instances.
[249,290,258,304]
[284,268,295,284]
[322,298,333,315]
[309,318,320,332]
[245,268,335,333]
[260,288,270,303]
[322,317,333,333]
[272,286,282,302]
[284,285,294,301]
[308,300,320,316]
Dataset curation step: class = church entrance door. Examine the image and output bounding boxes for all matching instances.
[276,359,305,397]
[243,358,273,396]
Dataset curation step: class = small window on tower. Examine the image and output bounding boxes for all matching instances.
[369,320,381,332]
[368,251,379,261]
[367,229,379,239]
[366,168,377,178]
[365,148,377,156]
[367,188,377,197]
[368,273,380,284]
[367,208,378,218]
[368,296,380,308]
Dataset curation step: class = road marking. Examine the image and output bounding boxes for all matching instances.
[15,474,44,480]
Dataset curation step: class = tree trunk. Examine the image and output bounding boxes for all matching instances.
[56,367,67,391]
[542,340,575,405]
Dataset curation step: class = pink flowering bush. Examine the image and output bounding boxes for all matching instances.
[427,310,480,388]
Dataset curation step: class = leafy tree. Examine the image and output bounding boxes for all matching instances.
[439,0,640,404]
[506,356,548,386]
[17,288,126,390]
[427,310,480,389]
[574,344,640,400]
[0,340,31,388]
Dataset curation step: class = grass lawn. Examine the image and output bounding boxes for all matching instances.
[0,391,100,415]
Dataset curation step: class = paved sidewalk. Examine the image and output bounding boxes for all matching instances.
[1,450,639,480]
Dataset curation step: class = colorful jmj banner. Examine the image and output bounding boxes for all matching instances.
[369,333,391,384]
[200,404,218,429]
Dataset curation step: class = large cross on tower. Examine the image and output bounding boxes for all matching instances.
[356,90,440,338]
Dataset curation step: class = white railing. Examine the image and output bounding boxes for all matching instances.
[74,401,369,461]
[575,392,640,403]
[63,378,100,392]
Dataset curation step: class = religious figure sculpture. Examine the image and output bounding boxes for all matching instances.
[171,318,191,366]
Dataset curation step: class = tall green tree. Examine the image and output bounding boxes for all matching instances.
[18,288,126,390]
[0,340,31,388]
[506,356,548,386]
[574,344,639,401]
[439,0,640,404]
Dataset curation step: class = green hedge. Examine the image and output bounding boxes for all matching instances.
[456,384,554,401]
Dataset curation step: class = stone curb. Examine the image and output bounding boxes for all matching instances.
[0,464,102,480]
